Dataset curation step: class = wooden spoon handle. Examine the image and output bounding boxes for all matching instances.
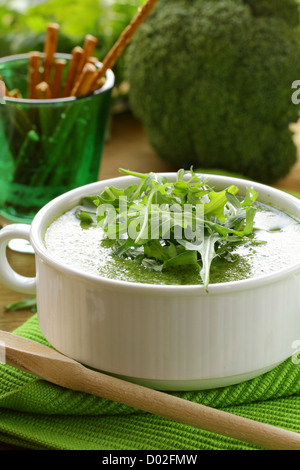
[1,330,300,450]
[75,366,300,451]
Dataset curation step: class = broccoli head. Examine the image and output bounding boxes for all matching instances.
[125,0,300,184]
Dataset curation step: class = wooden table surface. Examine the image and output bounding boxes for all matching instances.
[0,111,300,449]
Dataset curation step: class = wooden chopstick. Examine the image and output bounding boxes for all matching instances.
[1,329,300,451]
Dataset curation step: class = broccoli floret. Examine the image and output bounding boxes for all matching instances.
[244,0,299,27]
[125,0,300,184]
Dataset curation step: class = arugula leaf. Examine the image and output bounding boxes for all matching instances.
[198,234,221,292]
[163,250,198,269]
[144,240,178,262]
[177,234,220,291]
[5,297,37,312]
[79,168,259,291]
[241,187,258,207]
[204,185,238,222]
[75,209,95,229]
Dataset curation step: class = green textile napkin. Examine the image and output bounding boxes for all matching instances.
[1,171,300,450]
[0,314,300,450]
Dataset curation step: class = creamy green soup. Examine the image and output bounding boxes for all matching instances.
[44,201,300,286]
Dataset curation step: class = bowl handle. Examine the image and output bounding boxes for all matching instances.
[0,224,36,294]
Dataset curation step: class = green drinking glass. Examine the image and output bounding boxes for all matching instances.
[0,53,115,224]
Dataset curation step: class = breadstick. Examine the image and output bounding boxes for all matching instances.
[88,0,159,92]
[0,75,9,97]
[43,23,59,83]
[51,59,66,98]
[8,89,22,99]
[35,81,52,99]
[87,57,99,68]
[28,51,40,99]
[70,63,97,97]
[83,34,98,60]
[62,46,84,97]
[72,34,98,88]
[92,76,106,91]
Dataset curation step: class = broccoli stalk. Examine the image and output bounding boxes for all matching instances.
[125,0,300,184]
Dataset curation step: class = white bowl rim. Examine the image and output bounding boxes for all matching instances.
[30,172,300,295]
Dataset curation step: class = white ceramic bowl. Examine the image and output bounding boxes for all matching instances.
[1,173,300,391]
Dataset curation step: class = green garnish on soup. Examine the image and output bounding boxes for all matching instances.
[75,168,258,291]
